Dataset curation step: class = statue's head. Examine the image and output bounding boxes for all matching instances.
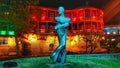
[58,6,64,15]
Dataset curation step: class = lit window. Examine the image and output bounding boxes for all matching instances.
[111,39,115,41]
[72,18,76,21]
[8,31,15,36]
[0,40,7,45]
[0,30,6,35]
[8,37,15,45]
[113,32,116,34]
[92,16,96,19]
[79,16,83,20]
[28,34,37,42]
[107,32,110,34]
[4,12,9,15]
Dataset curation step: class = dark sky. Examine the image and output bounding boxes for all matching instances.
[39,0,109,9]
[39,0,86,9]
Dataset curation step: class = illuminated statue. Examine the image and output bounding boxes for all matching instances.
[50,6,70,64]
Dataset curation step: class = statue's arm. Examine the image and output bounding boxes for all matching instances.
[59,22,69,28]
[55,18,70,29]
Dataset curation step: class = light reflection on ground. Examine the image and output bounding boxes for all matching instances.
[0,54,120,68]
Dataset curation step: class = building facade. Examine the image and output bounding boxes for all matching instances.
[0,5,107,56]
[104,25,120,48]
[25,6,105,56]
[0,4,16,56]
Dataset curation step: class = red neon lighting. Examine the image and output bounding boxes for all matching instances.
[87,29,91,32]
[92,16,96,19]
[93,29,97,32]
[28,6,104,33]
[72,18,77,21]
[79,16,83,20]
[41,16,45,21]
[32,16,37,21]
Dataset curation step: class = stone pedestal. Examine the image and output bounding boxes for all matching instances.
[47,63,71,68]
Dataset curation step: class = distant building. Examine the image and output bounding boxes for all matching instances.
[0,4,16,56]
[26,6,105,55]
[104,25,120,35]
[28,6,104,34]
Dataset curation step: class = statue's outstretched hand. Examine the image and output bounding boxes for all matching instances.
[54,25,58,32]
[54,26,57,30]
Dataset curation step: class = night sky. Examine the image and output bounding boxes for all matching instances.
[39,0,109,9]
[39,0,86,9]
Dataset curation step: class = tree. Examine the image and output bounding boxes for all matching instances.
[8,0,41,56]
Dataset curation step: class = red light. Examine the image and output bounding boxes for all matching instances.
[100,11,104,17]
[79,16,83,20]
[41,16,45,21]
[41,14,46,21]
[50,17,54,20]
[40,29,45,33]
[72,18,76,21]
[101,12,104,15]
[100,14,102,17]
[30,29,34,33]
[92,16,96,19]
[93,29,97,32]
[32,16,36,19]
[31,15,38,22]
[87,29,91,32]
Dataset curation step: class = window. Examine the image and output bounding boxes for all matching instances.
[48,23,55,33]
[0,40,7,45]
[85,9,90,20]
[39,23,46,33]
[48,10,55,17]
[0,37,8,45]
[65,12,71,18]
[107,32,110,34]
[72,23,78,30]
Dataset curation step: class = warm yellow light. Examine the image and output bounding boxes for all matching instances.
[28,34,37,42]
[46,36,58,46]
[74,35,79,42]
[70,35,78,46]
[71,41,76,45]
[8,37,16,46]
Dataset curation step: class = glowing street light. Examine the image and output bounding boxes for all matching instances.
[28,34,37,42]
[0,30,6,35]
[8,31,15,35]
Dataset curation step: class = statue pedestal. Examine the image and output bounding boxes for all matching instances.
[47,63,71,68]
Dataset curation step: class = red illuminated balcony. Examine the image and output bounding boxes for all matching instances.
[27,6,104,34]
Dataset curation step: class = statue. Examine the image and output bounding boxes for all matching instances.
[50,6,70,64]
